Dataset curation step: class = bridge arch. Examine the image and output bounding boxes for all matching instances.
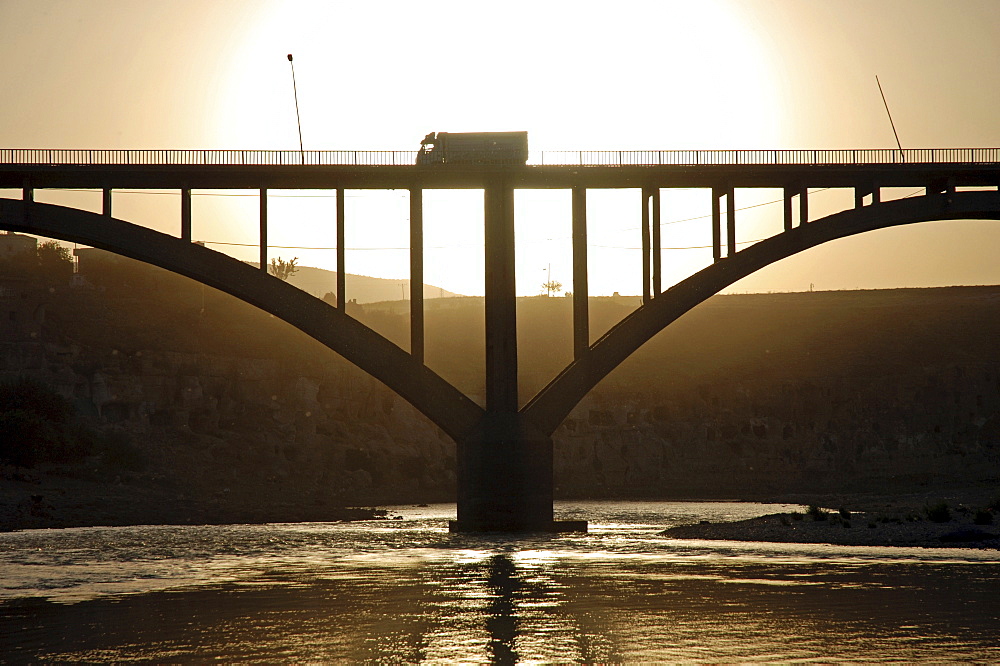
[523,189,1000,436]
[0,199,483,442]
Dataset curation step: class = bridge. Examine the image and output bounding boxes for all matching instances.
[3,147,1000,532]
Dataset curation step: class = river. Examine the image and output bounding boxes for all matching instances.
[2,500,998,662]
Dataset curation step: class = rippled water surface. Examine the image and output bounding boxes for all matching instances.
[2,501,999,662]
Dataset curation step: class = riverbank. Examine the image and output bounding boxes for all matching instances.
[663,487,1000,548]
[0,462,393,531]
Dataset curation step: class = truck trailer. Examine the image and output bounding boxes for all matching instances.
[417,131,528,165]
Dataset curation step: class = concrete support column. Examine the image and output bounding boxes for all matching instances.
[484,179,517,415]
[726,185,736,257]
[711,187,722,262]
[102,188,112,217]
[259,189,267,272]
[451,178,587,533]
[336,188,346,310]
[784,187,794,231]
[181,188,192,242]
[571,186,589,359]
[641,188,651,303]
[409,188,424,364]
[651,187,661,296]
[22,183,32,223]
[786,186,810,225]
[427,175,568,532]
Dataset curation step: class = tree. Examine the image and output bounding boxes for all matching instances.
[541,279,563,296]
[0,377,80,467]
[36,241,74,282]
[0,239,73,282]
[268,256,299,281]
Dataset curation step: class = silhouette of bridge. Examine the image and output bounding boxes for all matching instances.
[3,147,1000,532]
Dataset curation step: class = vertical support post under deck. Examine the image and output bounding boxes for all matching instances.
[641,188,651,304]
[22,183,32,223]
[651,187,661,296]
[711,187,722,262]
[484,178,517,415]
[572,186,589,359]
[181,188,192,242]
[102,188,112,217]
[409,188,424,365]
[259,189,267,272]
[799,187,809,225]
[784,187,794,230]
[726,185,736,257]
[336,188,346,311]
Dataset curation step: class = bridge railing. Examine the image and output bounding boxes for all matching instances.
[534,148,1000,166]
[0,149,422,166]
[3,147,1000,167]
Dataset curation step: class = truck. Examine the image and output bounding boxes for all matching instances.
[416,131,528,166]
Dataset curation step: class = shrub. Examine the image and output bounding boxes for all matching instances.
[925,502,951,523]
[0,409,52,466]
[98,431,148,472]
[807,505,828,521]
[0,377,72,424]
[0,377,93,467]
[973,509,993,526]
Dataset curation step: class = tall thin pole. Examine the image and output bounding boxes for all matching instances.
[287,54,304,164]
[876,75,903,162]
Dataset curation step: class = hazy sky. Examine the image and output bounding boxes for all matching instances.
[2,0,999,296]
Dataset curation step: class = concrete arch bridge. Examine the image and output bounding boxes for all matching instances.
[2,147,999,531]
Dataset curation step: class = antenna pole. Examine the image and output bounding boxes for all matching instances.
[288,54,304,164]
[876,75,904,162]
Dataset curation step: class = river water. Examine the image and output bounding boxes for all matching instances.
[2,500,998,663]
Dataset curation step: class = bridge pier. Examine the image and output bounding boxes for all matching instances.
[449,179,587,532]
[450,414,586,532]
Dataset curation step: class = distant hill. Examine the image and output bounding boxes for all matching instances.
[258,264,464,303]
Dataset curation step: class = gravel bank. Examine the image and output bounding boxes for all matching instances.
[663,498,1000,549]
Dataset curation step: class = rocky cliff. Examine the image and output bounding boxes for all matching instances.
[2,259,998,526]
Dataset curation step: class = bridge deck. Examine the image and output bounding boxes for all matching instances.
[3,163,1000,190]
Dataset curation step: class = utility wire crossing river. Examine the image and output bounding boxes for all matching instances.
[2,501,999,662]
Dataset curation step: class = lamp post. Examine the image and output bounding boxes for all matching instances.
[287,54,304,164]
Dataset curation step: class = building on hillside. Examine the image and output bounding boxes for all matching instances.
[73,247,123,275]
[0,232,37,259]
[74,247,169,290]
[0,275,44,340]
